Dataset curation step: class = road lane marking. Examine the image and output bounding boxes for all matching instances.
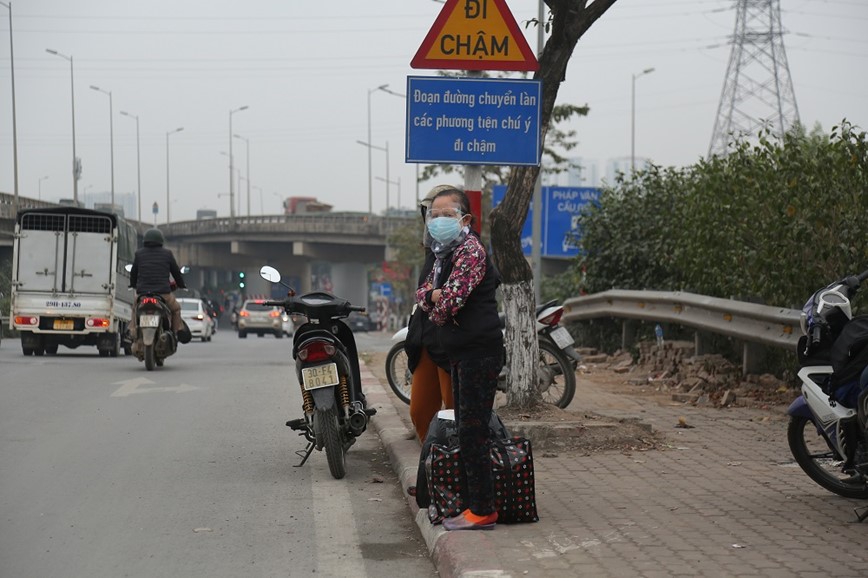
[111,377,201,397]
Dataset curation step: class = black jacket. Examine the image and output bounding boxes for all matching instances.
[431,236,503,361]
[130,244,186,294]
[406,250,450,373]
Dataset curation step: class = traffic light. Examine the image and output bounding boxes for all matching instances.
[238,271,246,289]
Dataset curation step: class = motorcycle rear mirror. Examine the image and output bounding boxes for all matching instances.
[124,264,133,272]
[260,265,281,283]
[180,266,190,274]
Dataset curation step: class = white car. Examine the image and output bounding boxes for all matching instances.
[177,298,215,342]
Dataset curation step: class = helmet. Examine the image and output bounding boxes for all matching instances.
[420,184,458,211]
[143,228,165,246]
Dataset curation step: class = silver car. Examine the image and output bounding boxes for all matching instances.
[237,300,283,339]
[177,298,215,342]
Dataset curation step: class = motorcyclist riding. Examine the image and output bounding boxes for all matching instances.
[128,228,187,342]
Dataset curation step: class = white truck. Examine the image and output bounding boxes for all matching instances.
[9,207,136,356]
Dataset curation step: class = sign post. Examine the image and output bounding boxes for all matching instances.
[410,0,540,233]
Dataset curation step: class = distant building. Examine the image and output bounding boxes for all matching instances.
[82,191,137,220]
[282,196,333,215]
[565,157,601,187]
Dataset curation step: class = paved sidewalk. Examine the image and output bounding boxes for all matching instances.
[361,361,868,578]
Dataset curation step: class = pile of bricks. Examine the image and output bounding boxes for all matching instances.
[587,341,789,407]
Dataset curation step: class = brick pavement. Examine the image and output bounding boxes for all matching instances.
[362,361,868,578]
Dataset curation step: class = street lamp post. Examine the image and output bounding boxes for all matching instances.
[376,175,400,213]
[364,84,389,217]
[631,67,655,171]
[233,133,250,217]
[1,2,19,215]
[252,185,263,214]
[46,48,78,204]
[165,127,184,224]
[90,85,115,207]
[228,105,249,224]
[356,139,388,215]
[38,175,49,200]
[119,111,141,221]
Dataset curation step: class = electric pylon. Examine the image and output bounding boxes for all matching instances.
[708,0,800,156]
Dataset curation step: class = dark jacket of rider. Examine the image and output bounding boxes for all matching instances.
[130,244,186,294]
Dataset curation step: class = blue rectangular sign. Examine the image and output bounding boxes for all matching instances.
[492,186,601,258]
[405,76,542,166]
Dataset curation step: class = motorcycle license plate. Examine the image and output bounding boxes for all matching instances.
[139,315,160,328]
[302,363,339,390]
[550,326,575,349]
[53,319,74,330]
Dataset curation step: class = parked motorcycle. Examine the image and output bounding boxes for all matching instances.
[788,269,868,501]
[386,299,581,408]
[259,265,376,479]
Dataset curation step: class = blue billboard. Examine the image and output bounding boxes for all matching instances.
[492,186,601,258]
[405,76,542,166]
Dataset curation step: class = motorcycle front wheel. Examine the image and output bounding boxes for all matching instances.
[537,340,576,408]
[787,414,868,499]
[314,407,347,479]
[144,344,156,371]
[385,341,412,405]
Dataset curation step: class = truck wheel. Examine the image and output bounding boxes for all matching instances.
[22,348,33,356]
[238,331,247,339]
[34,348,45,356]
[99,349,109,358]
[108,332,121,358]
[45,344,59,355]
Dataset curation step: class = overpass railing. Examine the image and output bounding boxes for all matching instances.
[163,213,416,238]
[562,289,803,374]
[0,192,58,218]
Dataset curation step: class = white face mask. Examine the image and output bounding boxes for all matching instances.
[426,216,463,244]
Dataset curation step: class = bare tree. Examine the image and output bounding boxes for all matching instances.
[490,0,619,407]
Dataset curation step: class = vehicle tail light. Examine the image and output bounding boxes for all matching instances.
[141,297,159,305]
[538,308,564,326]
[86,318,110,328]
[239,310,250,317]
[269,310,281,318]
[298,340,336,362]
[14,316,38,326]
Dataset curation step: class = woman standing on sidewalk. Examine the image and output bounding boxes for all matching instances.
[415,186,504,531]
[406,186,455,442]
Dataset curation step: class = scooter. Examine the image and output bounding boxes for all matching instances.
[787,269,868,505]
[125,264,190,371]
[385,299,581,408]
[259,265,376,480]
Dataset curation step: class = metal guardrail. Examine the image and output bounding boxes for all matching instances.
[562,289,802,350]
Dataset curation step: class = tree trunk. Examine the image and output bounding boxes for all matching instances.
[490,0,619,408]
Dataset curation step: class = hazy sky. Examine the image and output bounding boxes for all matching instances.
[0,0,865,222]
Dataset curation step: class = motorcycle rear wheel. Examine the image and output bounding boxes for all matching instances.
[385,341,412,405]
[787,415,868,499]
[314,407,347,479]
[144,344,156,371]
[537,340,577,408]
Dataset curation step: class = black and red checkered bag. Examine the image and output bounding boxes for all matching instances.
[426,437,539,524]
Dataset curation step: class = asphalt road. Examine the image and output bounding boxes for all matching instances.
[0,328,433,578]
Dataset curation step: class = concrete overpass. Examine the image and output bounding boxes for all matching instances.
[1,192,413,307]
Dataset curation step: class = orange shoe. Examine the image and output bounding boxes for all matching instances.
[442,510,497,531]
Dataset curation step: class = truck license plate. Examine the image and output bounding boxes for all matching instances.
[53,319,74,330]
[139,315,160,328]
[301,363,339,390]
[550,326,575,349]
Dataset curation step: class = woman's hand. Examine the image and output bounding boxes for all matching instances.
[431,289,442,303]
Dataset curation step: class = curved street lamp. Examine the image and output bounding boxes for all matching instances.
[228,105,249,223]
[166,127,184,224]
[90,85,115,207]
[1,2,19,214]
[120,111,142,221]
[46,48,78,203]
[631,67,655,171]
